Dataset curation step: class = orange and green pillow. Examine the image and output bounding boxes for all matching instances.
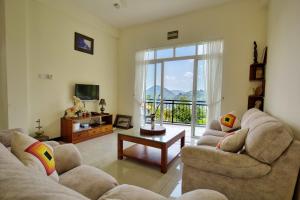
[11,131,59,181]
[219,111,240,132]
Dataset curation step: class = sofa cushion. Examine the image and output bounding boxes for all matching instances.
[208,120,222,131]
[181,146,271,179]
[242,109,294,164]
[197,135,222,146]
[54,144,82,174]
[59,165,118,200]
[11,131,59,181]
[217,128,248,153]
[0,143,88,200]
[176,189,228,200]
[98,184,166,200]
[0,128,25,147]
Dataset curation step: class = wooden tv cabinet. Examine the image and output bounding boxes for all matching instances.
[61,114,113,143]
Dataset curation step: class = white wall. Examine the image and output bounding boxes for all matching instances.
[2,0,119,138]
[4,0,29,130]
[0,0,8,129]
[118,0,267,124]
[265,0,300,139]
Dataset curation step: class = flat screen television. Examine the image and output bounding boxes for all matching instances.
[75,84,99,100]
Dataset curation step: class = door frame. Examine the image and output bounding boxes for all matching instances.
[145,51,206,138]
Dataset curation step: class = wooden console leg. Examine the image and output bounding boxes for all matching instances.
[118,135,123,160]
[161,145,168,173]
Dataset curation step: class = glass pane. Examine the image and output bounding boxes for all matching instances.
[145,50,154,60]
[145,64,155,116]
[154,63,162,122]
[197,60,207,101]
[156,48,173,59]
[194,60,208,137]
[197,44,208,55]
[175,45,196,57]
[145,63,162,124]
[163,60,194,125]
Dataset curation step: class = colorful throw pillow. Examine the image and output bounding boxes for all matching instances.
[219,111,240,132]
[11,131,59,182]
[217,128,249,153]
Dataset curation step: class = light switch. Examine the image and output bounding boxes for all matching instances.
[38,74,53,80]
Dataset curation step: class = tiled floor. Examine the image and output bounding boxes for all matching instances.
[75,125,204,198]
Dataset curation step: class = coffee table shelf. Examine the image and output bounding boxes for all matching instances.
[123,143,181,167]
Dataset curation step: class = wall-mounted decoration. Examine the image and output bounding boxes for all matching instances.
[253,41,258,64]
[249,42,267,81]
[74,32,94,55]
[254,84,264,96]
[248,41,268,111]
[261,47,268,64]
[248,96,264,111]
[167,30,178,40]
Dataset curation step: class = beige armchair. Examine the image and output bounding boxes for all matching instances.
[182,108,300,200]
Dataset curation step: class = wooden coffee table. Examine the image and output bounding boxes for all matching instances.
[117,127,185,173]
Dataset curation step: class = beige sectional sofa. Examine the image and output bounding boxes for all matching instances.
[182,108,300,200]
[0,129,227,200]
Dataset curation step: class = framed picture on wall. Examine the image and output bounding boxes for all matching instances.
[74,32,94,55]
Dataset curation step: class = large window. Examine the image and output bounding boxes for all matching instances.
[144,43,216,137]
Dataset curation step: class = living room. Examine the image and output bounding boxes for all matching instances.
[0,0,299,200]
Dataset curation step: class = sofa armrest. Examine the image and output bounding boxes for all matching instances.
[181,146,271,179]
[44,141,60,148]
[202,129,226,137]
[0,128,25,147]
[54,144,82,175]
[208,120,222,131]
[197,135,223,147]
[175,189,228,200]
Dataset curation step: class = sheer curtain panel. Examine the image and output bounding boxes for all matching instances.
[133,51,149,127]
[203,40,223,125]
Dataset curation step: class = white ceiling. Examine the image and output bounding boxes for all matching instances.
[71,0,236,28]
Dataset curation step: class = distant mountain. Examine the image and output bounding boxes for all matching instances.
[146,86,206,101]
[146,86,175,100]
[171,90,183,96]
[174,90,206,101]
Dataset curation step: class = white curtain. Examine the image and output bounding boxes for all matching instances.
[203,40,224,125]
[133,51,149,128]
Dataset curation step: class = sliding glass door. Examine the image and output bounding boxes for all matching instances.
[163,59,194,125]
[144,44,209,137]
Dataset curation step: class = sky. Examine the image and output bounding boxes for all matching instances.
[146,52,206,92]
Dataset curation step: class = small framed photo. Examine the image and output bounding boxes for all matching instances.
[74,32,94,55]
[114,115,132,129]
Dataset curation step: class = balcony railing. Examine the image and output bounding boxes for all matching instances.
[145,99,207,126]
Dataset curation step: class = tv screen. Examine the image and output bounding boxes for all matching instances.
[75,84,99,100]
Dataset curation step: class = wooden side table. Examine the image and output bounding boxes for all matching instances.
[34,135,49,141]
